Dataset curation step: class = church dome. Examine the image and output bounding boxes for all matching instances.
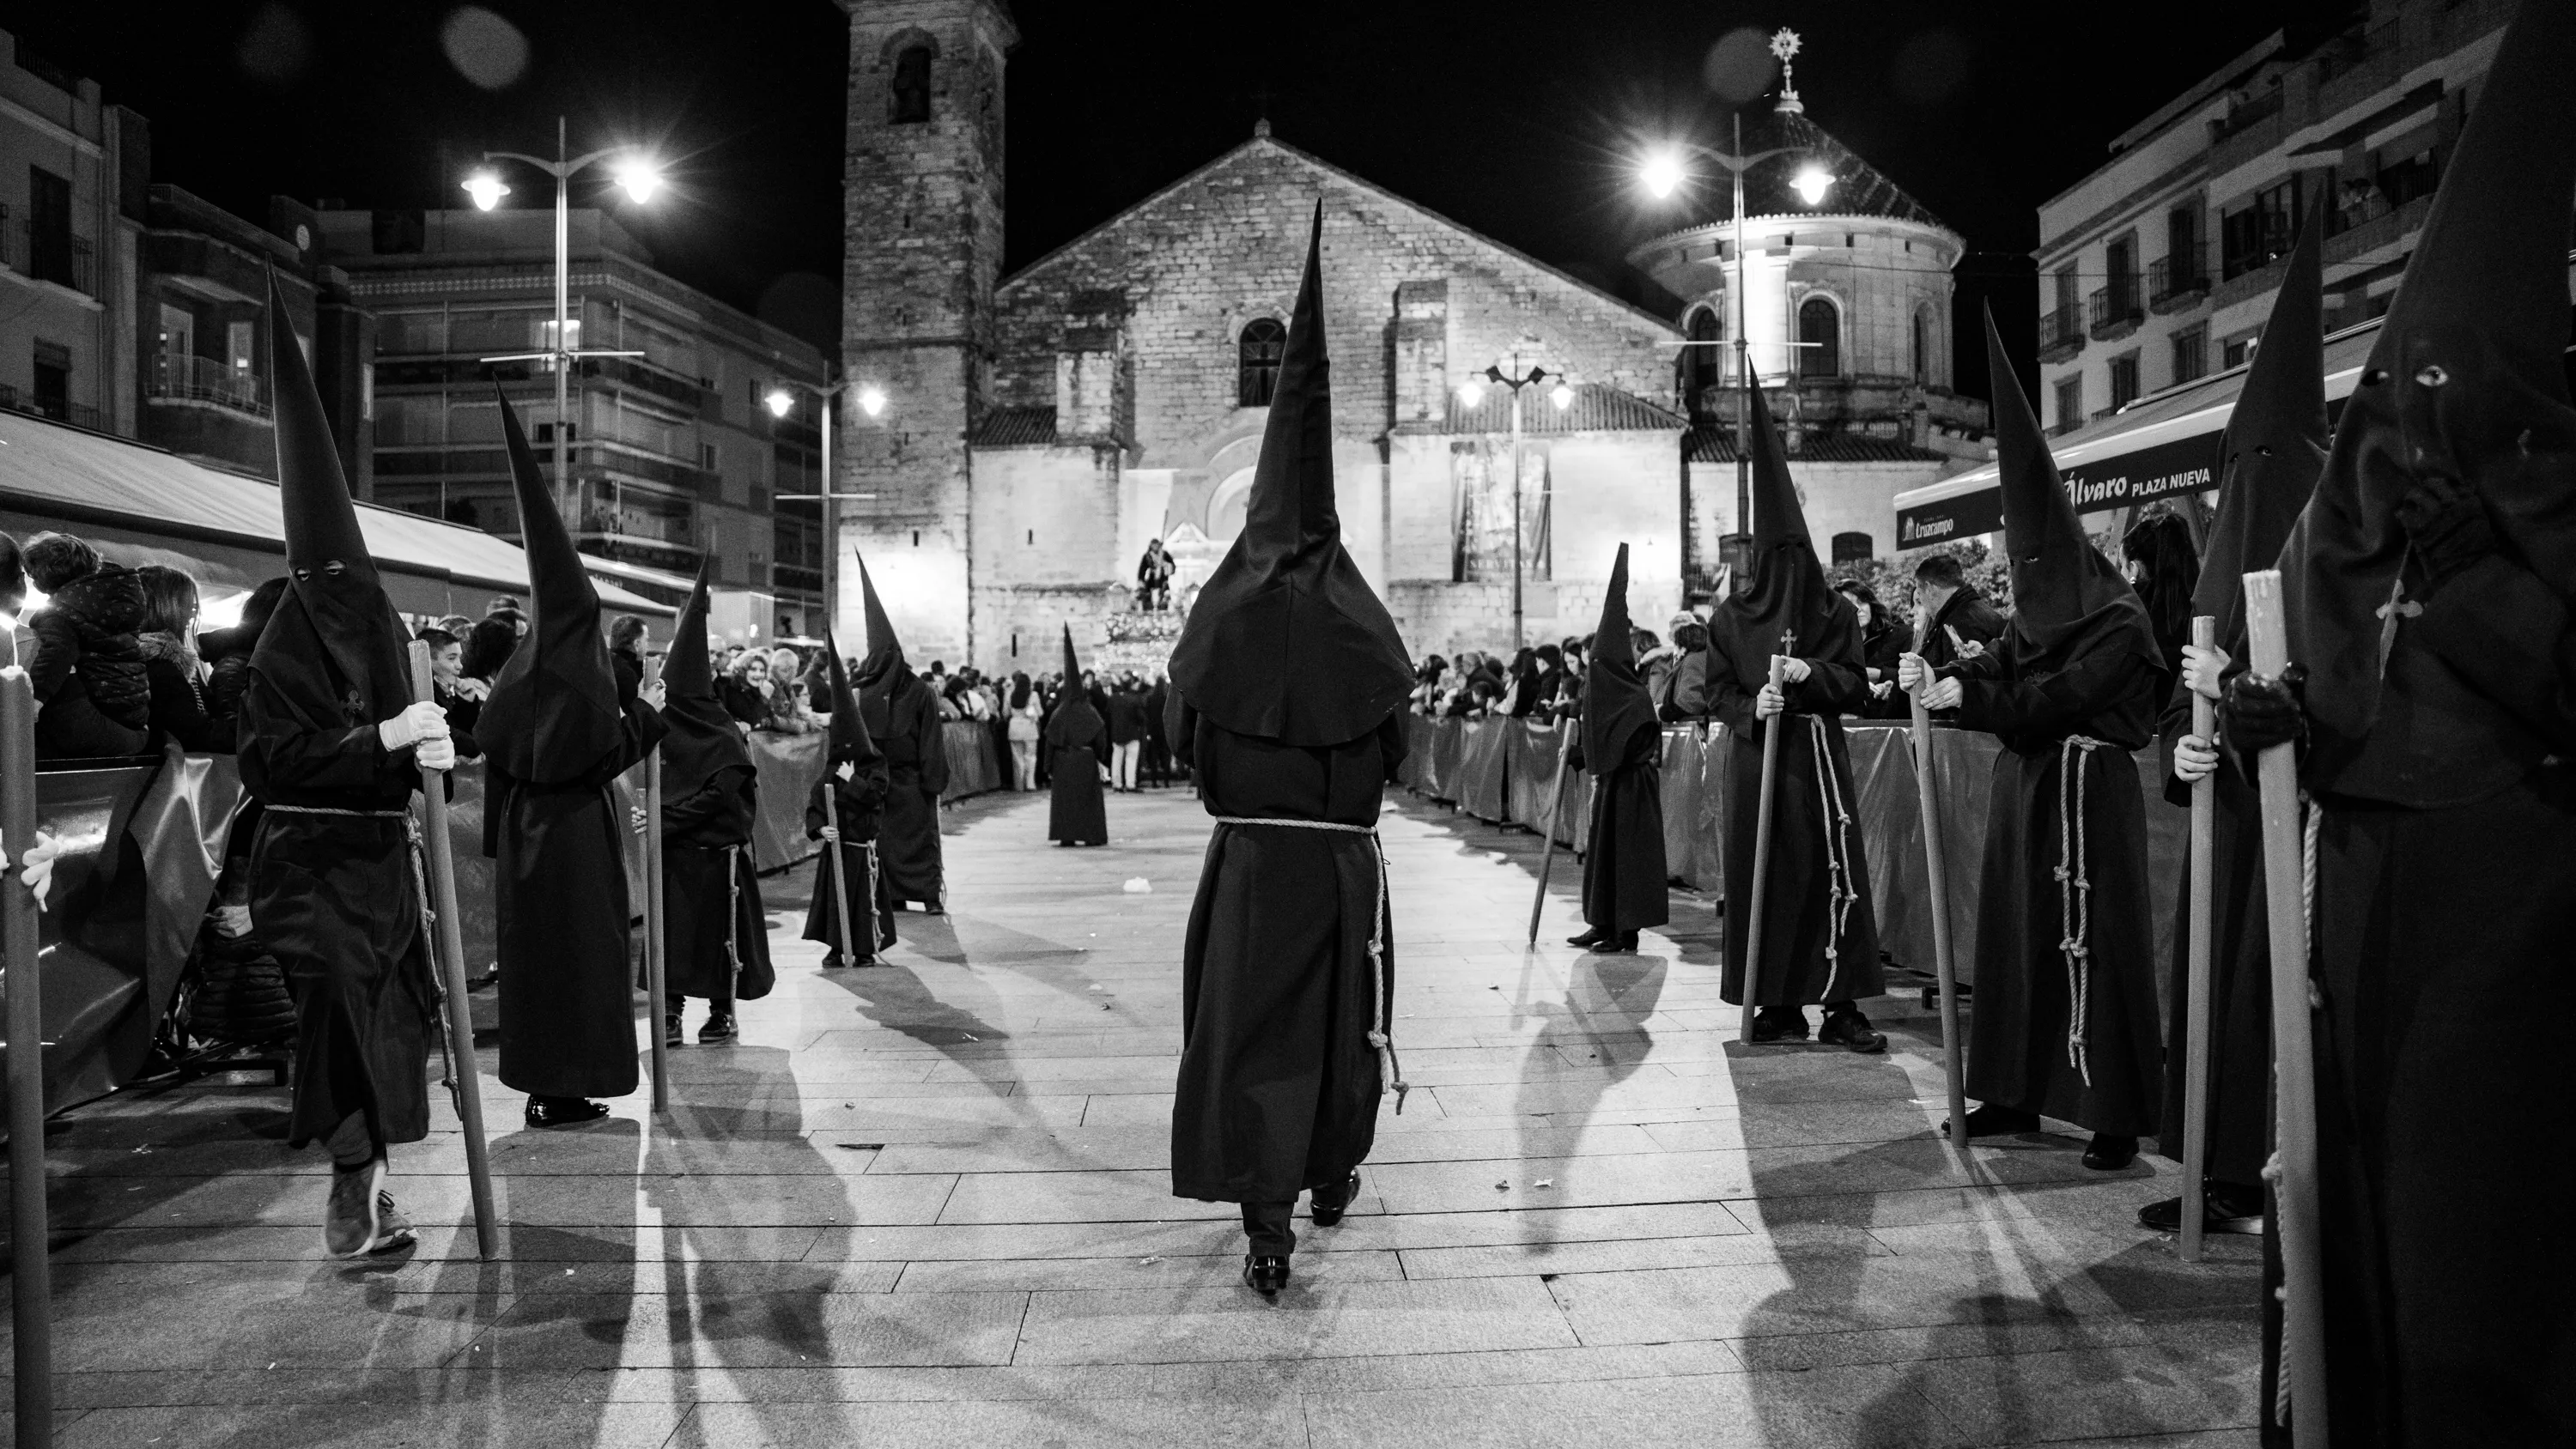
[1670,106,1949,231]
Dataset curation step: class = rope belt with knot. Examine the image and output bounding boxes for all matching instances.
[265,803,459,1096]
[1804,714,1859,1002]
[1210,815,1406,1113]
[2052,737,2109,1087]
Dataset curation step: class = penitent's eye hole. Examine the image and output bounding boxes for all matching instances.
[2361,368,2388,386]
[324,561,348,577]
[2414,363,2450,387]
[292,567,312,582]
[2255,445,2274,456]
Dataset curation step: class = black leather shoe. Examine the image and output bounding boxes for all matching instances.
[1565,927,1608,949]
[1818,1008,1887,1054]
[1311,1173,1362,1227]
[525,1095,610,1130]
[1941,1104,2040,1138]
[1242,1254,1291,1296]
[698,1013,738,1045]
[1750,1007,1811,1044]
[1609,931,1640,953]
[2137,1183,2266,1234]
[663,1015,684,1048]
[2082,1134,2141,1170]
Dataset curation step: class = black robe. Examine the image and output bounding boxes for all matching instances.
[860,669,948,906]
[662,761,775,1003]
[2153,703,2269,1187]
[1708,627,1884,1006]
[804,767,896,957]
[1170,698,1404,1203]
[237,670,438,1149]
[487,698,665,1099]
[1571,721,1667,934]
[1945,640,2162,1137]
[1048,712,1109,846]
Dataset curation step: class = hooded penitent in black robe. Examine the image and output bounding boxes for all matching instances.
[2151,199,2328,1200]
[659,557,773,1003]
[1167,206,1415,1212]
[236,273,439,1152]
[1048,627,1109,846]
[803,630,896,960]
[1709,387,1881,1004]
[2263,7,2576,1438]
[1938,310,2165,1140]
[851,555,949,909]
[1571,545,1668,936]
[478,390,665,1101]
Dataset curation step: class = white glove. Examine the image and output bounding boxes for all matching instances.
[1755,683,1786,719]
[378,700,450,751]
[1776,656,1812,684]
[1897,653,1929,692]
[16,831,58,912]
[416,736,457,772]
[2173,732,2221,784]
[2179,643,2231,701]
[819,825,841,843]
[214,903,253,938]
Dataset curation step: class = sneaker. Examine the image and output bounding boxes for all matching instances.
[1749,1007,1811,1043]
[1818,1008,1888,1054]
[698,1013,738,1045]
[324,1158,414,1258]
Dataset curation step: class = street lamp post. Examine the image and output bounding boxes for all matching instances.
[1457,357,1575,650]
[769,380,889,640]
[465,117,662,530]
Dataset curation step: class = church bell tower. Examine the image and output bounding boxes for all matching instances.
[835,0,1016,665]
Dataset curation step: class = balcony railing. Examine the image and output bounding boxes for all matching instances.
[2148,247,2211,312]
[2037,306,2086,362]
[0,214,98,297]
[149,352,270,418]
[0,384,99,430]
[2088,277,2144,340]
[575,503,696,548]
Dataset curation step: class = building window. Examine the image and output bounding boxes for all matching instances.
[2171,324,2208,386]
[32,341,70,422]
[2221,173,2303,280]
[1797,297,1839,379]
[27,166,73,288]
[1237,318,1285,407]
[2222,331,2257,370]
[1831,531,1874,565]
[1681,306,1722,407]
[890,46,933,124]
[2054,375,2084,434]
[2108,351,2141,411]
[1911,308,1932,385]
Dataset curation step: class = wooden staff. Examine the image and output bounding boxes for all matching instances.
[641,652,669,1113]
[1737,647,1791,1044]
[1905,615,1970,1151]
[2178,615,2218,1261]
[818,771,858,967]
[404,643,498,1261]
[1,667,54,1441]
[1525,720,1579,945]
[2241,570,2328,1446]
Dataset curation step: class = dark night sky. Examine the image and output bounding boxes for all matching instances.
[15,1,2348,396]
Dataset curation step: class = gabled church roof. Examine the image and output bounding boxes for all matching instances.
[1001,130,1681,337]
[1673,106,1947,231]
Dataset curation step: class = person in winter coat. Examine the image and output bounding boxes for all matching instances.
[201,577,288,749]
[1832,580,1909,719]
[136,564,219,752]
[23,532,152,759]
[0,532,30,668]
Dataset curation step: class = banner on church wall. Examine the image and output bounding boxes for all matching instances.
[1449,439,1553,583]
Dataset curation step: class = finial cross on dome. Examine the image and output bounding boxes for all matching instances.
[1771,28,1805,110]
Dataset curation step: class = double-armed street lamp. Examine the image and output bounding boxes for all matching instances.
[463,118,665,523]
[1456,360,1574,649]
[766,379,889,641]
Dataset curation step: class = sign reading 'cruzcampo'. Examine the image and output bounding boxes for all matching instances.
[1895,426,2221,547]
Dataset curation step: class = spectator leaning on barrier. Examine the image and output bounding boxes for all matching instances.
[720,651,771,734]
[417,627,483,760]
[1832,579,1907,718]
[136,563,219,752]
[25,531,153,759]
[0,531,30,668]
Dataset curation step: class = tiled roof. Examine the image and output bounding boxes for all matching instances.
[1684,427,1947,464]
[1445,382,1687,436]
[972,406,1058,447]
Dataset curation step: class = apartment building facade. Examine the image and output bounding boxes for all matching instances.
[2033,0,2513,434]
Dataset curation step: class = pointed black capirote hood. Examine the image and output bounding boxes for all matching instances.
[251,267,413,725]
[2279,0,2576,800]
[819,627,878,767]
[1733,383,1836,660]
[1168,203,1413,746]
[1048,623,1103,746]
[657,553,751,796]
[2194,191,2328,658]
[1581,544,1657,774]
[1983,306,2159,676]
[474,385,626,782]
[853,549,908,691]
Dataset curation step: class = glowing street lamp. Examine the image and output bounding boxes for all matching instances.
[855,384,888,420]
[461,171,511,211]
[1640,149,1686,202]
[1790,164,1837,207]
[1459,358,1564,648]
[611,160,664,205]
[769,378,887,641]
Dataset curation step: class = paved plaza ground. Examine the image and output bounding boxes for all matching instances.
[5,785,2265,1447]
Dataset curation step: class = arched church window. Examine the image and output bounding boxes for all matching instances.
[1798,297,1840,379]
[1237,318,1286,407]
[1911,308,1931,385]
[892,46,933,124]
[1681,306,1723,408]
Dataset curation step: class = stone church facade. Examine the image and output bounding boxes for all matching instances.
[834,0,1978,675]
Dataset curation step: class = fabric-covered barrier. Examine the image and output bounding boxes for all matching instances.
[1452,718,1510,823]
[939,719,1006,802]
[1503,720,1567,835]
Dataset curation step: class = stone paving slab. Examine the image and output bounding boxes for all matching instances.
[0,785,2258,1445]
